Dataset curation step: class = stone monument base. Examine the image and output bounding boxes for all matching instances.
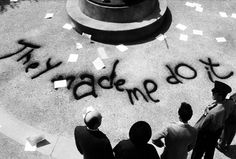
[66,0,168,43]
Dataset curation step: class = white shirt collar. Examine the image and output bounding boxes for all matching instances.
[86,127,99,131]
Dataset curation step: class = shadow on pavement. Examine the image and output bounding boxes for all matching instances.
[124,7,172,45]
[37,139,51,148]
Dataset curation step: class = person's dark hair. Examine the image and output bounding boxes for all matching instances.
[212,90,227,101]
[178,102,193,123]
[218,93,227,100]
[129,121,152,145]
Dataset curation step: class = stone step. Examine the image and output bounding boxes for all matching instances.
[66,0,169,43]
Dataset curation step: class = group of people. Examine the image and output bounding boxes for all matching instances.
[74,80,236,159]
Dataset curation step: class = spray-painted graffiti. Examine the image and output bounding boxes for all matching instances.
[0,39,235,105]
[165,63,197,84]
[165,58,234,84]
[51,60,160,105]
[199,58,234,82]
[0,39,63,79]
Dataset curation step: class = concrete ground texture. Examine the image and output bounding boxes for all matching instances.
[0,0,236,159]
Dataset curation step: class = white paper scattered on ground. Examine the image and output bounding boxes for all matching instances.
[176,23,187,31]
[185,2,202,8]
[185,2,202,12]
[97,47,108,59]
[116,44,128,52]
[156,34,167,41]
[68,54,79,62]
[231,13,236,19]
[216,37,227,43]
[192,2,201,7]
[219,12,228,17]
[10,0,18,2]
[193,29,203,35]
[185,2,195,7]
[195,6,203,12]
[27,135,45,146]
[44,13,54,19]
[63,23,73,30]
[24,141,37,152]
[76,43,83,49]
[179,34,188,41]
[93,57,105,70]
[54,80,67,88]
[82,33,92,39]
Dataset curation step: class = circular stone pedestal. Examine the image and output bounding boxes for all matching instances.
[66,0,168,43]
[89,0,144,7]
[80,0,158,22]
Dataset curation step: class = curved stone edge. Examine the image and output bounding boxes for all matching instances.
[79,0,157,23]
[66,0,168,43]
[89,0,144,7]
[0,105,82,159]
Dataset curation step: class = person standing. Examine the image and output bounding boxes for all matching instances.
[113,121,160,159]
[74,109,115,159]
[191,81,234,159]
[152,102,197,159]
[217,93,236,151]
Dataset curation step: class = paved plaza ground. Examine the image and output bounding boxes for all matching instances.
[0,0,236,158]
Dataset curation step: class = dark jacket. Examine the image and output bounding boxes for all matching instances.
[74,126,115,159]
[113,139,160,159]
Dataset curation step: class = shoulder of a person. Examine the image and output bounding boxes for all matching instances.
[208,103,224,113]
[118,139,130,145]
[114,139,131,149]
[74,126,87,136]
[95,131,112,142]
[145,144,159,157]
[97,130,107,137]
[162,122,179,132]
[75,125,85,131]
[166,121,178,128]
[170,121,187,128]
[224,99,235,105]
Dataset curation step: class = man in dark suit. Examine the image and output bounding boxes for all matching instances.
[152,102,197,159]
[74,109,115,159]
[113,121,160,159]
[191,81,234,159]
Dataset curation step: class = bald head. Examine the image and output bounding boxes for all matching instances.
[84,110,102,130]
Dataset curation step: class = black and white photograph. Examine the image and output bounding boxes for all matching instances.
[0,0,236,158]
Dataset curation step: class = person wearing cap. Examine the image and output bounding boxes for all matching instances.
[74,110,115,159]
[191,80,235,159]
[152,102,197,159]
[113,121,160,159]
[217,93,236,152]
